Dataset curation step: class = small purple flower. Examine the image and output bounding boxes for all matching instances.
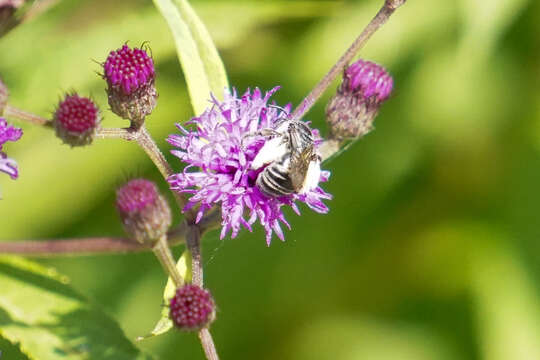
[168,87,331,245]
[345,59,393,102]
[0,117,22,179]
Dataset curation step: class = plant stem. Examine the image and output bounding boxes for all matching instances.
[0,222,188,257]
[21,0,61,23]
[152,234,184,287]
[95,127,136,141]
[4,105,51,126]
[96,125,191,216]
[186,226,220,359]
[136,126,174,181]
[199,328,220,360]
[290,0,406,122]
[186,225,203,286]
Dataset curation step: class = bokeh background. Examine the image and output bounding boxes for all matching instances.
[1,0,540,359]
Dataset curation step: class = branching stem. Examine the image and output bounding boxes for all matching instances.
[0,222,188,257]
[4,105,51,126]
[152,234,184,287]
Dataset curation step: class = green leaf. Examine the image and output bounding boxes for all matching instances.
[152,0,229,116]
[137,250,192,341]
[0,256,152,360]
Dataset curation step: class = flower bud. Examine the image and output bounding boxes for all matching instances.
[170,284,215,331]
[326,59,393,140]
[53,93,100,147]
[116,179,171,244]
[103,44,157,128]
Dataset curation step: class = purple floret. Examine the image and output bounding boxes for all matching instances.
[0,117,22,180]
[345,59,393,102]
[168,87,331,245]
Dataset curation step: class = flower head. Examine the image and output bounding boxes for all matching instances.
[168,87,331,245]
[326,59,393,140]
[53,93,100,147]
[0,117,22,179]
[103,44,157,126]
[169,284,215,331]
[116,178,171,244]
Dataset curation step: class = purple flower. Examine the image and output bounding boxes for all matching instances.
[168,87,331,245]
[0,117,22,179]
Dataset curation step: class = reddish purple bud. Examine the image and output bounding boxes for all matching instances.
[103,44,157,127]
[116,179,171,244]
[170,284,215,331]
[53,94,100,147]
[326,59,393,140]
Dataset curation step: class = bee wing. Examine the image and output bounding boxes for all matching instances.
[290,145,315,192]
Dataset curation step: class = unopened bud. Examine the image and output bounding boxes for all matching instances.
[116,179,171,244]
[170,284,216,331]
[326,59,393,140]
[103,44,157,128]
[53,93,100,147]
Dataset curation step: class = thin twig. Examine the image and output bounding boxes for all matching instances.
[186,225,203,286]
[95,127,136,141]
[199,328,220,360]
[96,125,191,216]
[4,104,51,126]
[136,126,174,180]
[137,126,192,218]
[186,225,220,359]
[0,222,188,257]
[21,0,61,23]
[290,0,406,122]
[152,234,184,287]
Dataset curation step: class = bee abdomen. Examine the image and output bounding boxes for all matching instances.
[256,157,294,197]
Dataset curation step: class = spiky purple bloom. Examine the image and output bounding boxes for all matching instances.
[326,59,393,140]
[168,87,331,245]
[103,44,157,125]
[0,117,22,179]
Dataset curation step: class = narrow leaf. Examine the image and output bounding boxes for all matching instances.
[0,256,152,360]
[152,0,229,116]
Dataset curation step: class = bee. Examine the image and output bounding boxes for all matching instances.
[250,120,321,197]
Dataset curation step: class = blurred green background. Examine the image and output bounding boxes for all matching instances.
[1,0,540,359]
